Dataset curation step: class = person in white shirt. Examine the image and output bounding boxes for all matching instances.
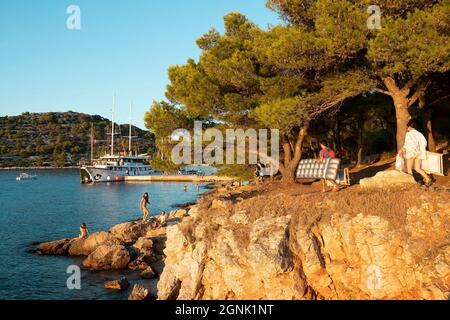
[399,120,432,186]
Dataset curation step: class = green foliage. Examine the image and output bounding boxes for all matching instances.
[368,1,450,80]
[215,164,254,181]
[54,152,66,167]
[144,101,191,138]
[0,112,155,167]
[149,157,181,174]
[142,1,449,176]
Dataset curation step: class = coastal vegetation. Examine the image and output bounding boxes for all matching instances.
[144,0,450,182]
[0,111,155,168]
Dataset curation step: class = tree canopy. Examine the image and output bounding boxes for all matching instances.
[145,0,450,182]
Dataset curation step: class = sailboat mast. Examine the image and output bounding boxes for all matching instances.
[111,95,115,156]
[90,124,94,164]
[129,102,132,156]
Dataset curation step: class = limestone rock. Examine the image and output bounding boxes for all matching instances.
[170,209,187,219]
[128,257,150,271]
[128,284,150,300]
[141,267,157,279]
[187,206,200,218]
[211,199,232,209]
[247,215,293,278]
[36,238,74,255]
[110,220,154,244]
[83,245,130,270]
[151,237,167,256]
[146,227,166,238]
[150,260,165,275]
[230,211,249,225]
[69,232,121,256]
[133,237,154,256]
[104,278,129,291]
[360,170,416,189]
[157,190,450,300]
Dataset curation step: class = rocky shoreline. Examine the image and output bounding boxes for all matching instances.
[34,208,193,300]
[35,172,450,300]
[156,174,449,300]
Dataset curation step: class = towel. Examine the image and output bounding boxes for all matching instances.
[404,129,428,160]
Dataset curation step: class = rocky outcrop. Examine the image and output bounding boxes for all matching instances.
[104,278,130,291]
[36,238,75,255]
[83,245,131,270]
[69,232,122,256]
[141,267,157,279]
[170,209,188,219]
[360,170,417,189]
[110,220,155,244]
[157,187,450,300]
[128,284,151,300]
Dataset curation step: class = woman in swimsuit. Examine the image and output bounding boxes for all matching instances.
[79,223,90,239]
[140,192,150,221]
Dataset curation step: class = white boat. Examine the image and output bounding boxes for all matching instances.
[16,173,37,181]
[80,154,163,183]
[80,98,163,184]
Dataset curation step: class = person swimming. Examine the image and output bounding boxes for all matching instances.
[140,192,150,221]
[183,186,188,192]
[79,223,90,239]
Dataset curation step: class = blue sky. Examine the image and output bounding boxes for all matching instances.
[0,0,279,128]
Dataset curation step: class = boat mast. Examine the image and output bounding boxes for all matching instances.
[90,123,94,164]
[129,102,132,156]
[111,95,115,156]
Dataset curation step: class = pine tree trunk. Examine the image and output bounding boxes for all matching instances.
[419,96,436,152]
[356,117,364,167]
[279,125,309,184]
[392,96,411,152]
[280,163,298,183]
[383,77,412,152]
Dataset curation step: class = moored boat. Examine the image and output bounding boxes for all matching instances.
[80,154,163,183]
[16,173,37,181]
[80,97,163,184]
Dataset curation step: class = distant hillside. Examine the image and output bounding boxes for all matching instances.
[0,112,156,168]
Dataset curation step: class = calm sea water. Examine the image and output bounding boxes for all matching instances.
[0,169,211,300]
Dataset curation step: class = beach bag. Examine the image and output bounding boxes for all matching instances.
[395,154,405,172]
[329,149,336,158]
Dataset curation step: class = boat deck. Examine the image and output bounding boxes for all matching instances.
[124,175,237,183]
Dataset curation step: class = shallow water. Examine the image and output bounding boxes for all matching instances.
[0,169,209,300]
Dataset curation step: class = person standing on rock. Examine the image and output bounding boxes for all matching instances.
[399,120,433,187]
[140,192,150,221]
[318,141,340,193]
[79,223,90,239]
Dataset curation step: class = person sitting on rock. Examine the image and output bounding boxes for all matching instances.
[158,211,168,227]
[79,223,90,239]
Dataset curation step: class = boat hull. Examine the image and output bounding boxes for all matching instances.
[80,166,163,183]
